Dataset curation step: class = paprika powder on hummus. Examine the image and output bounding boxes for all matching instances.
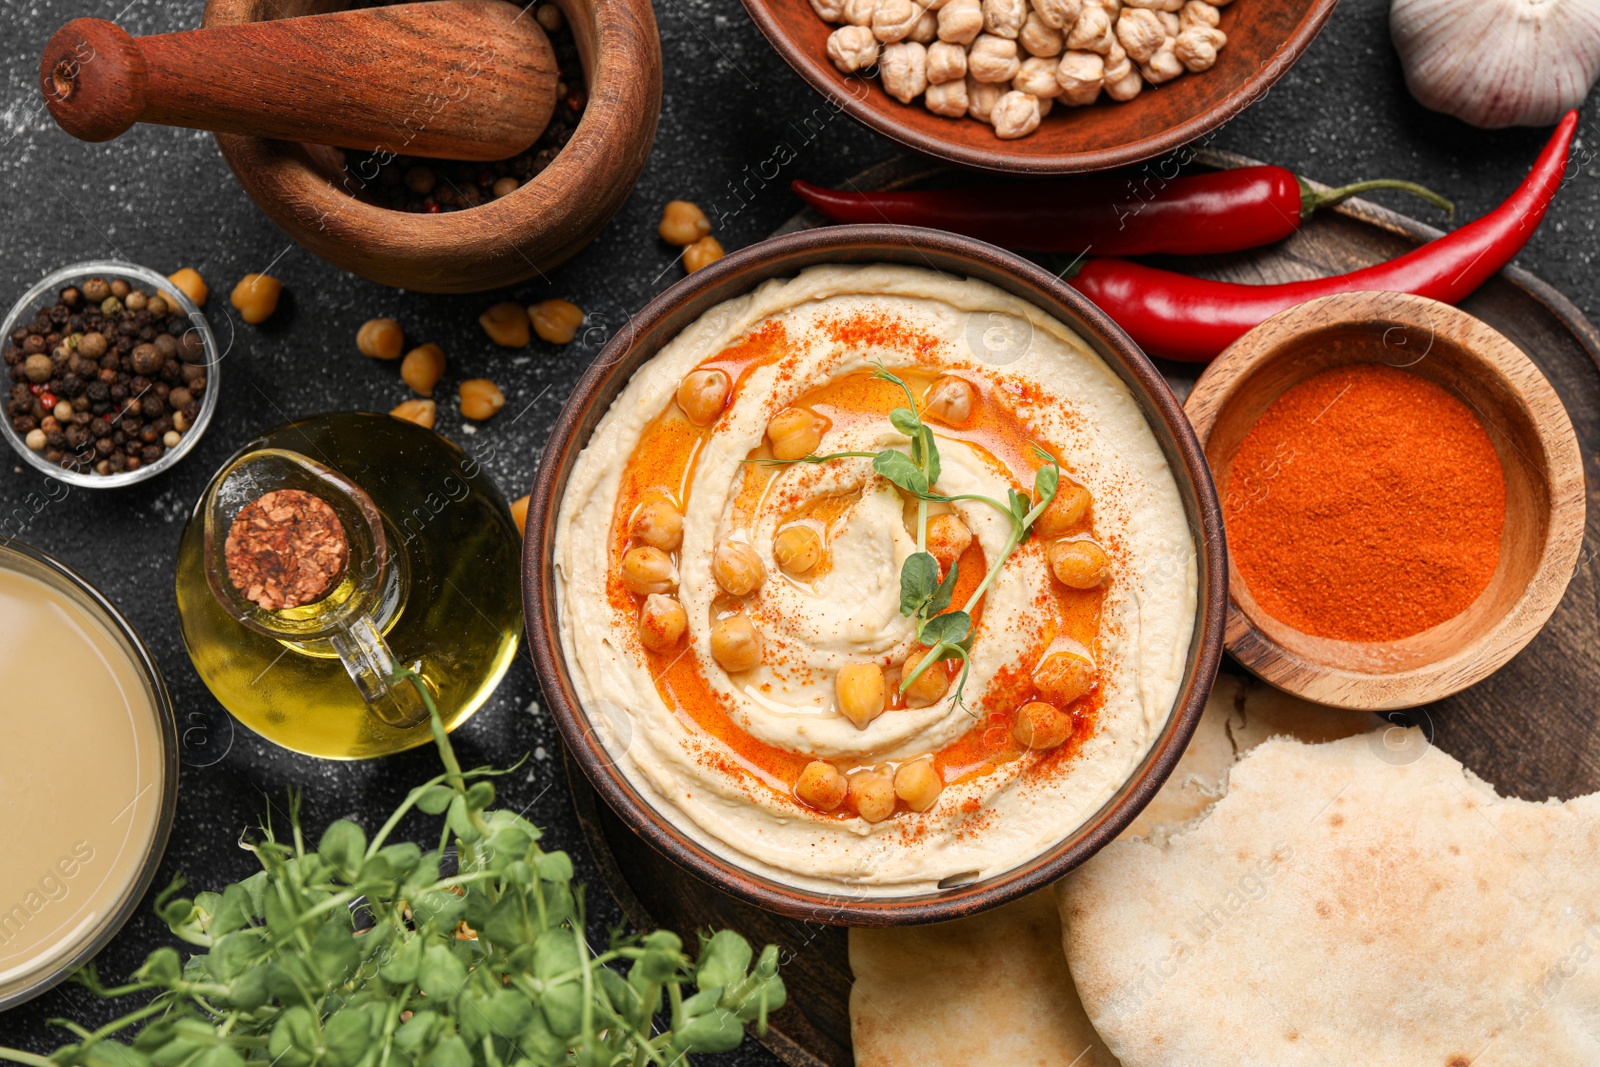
[1225,362,1506,643]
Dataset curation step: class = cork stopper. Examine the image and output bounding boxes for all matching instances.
[224,488,350,611]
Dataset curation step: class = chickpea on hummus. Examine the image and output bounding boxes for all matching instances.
[555,264,1195,895]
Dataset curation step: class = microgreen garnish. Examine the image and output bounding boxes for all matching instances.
[0,671,785,1067]
[759,363,1062,713]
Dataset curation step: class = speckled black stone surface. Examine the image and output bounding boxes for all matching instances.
[1,0,1597,1057]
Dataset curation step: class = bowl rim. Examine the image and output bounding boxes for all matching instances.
[0,259,221,489]
[734,0,1339,175]
[1184,289,1587,710]
[0,536,180,1010]
[523,224,1227,925]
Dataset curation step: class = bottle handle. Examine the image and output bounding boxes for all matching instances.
[328,616,429,729]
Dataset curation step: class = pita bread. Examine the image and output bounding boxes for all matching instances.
[1060,731,1600,1067]
[849,676,1371,1065]
[851,888,1119,1067]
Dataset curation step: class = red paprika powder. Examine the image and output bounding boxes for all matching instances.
[1224,363,1506,643]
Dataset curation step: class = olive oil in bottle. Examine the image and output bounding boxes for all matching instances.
[175,412,523,759]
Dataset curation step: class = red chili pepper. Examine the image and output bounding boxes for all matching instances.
[791,171,1453,257]
[1067,111,1578,363]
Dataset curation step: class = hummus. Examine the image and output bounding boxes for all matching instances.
[555,264,1196,896]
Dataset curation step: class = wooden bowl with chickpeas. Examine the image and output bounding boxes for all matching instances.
[740,0,1336,173]
[200,0,661,292]
[522,225,1227,923]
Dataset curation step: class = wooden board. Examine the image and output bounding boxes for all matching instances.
[567,151,1600,1067]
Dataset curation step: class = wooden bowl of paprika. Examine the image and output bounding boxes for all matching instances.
[1185,290,1585,710]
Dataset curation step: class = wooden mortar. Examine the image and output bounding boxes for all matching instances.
[203,0,661,293]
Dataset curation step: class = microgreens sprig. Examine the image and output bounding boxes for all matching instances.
[0,671,785,1067]
[757,364,1062,714]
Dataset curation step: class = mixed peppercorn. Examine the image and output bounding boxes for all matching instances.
[339,3,586,215]
[4,278,207,475]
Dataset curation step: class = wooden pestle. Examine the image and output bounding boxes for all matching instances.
[39,0,557,162]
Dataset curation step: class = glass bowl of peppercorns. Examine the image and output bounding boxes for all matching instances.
[2,260,220,487]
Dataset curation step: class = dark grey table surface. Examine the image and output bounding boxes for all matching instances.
[2,0,1597,1058]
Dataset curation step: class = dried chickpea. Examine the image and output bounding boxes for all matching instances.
[967,76,1005,122]
[925,78,970,116]
[1158,8,1181,32]
[926,512,972,571]
[1116,7,1165,60]
[401,343,446,396]
[991,90,1041,139]
[811,0,847,21]
[638,593,688,652]
[1048,538,1111,588]
[1056,50,1105,105]
[773,524,824,576]
[1013,700,1073,749]
[358,318,405,360]
[390,398,437,429]
[843,0,877,25]
[230,273,281,324]
[902,648,950,708]
[621,546,677,595]
[1014,56,1063,97]
[459,378,506,421]
[872,0,923,43]
[1105,63,1144,100]
[880,41,930,103]
[658,200,712,246]
[828,24,881,71]
[683,236,725,273]
[1179,0,1220,27]
[927,40,969,83]
[167,267,208,306]
[677,368,731,426]
[836,663,888,728]
[849,771,897,823]
[1174,24,1224,70]
[982,0,1026,38]
[968,34,1021,82]
[1035,480,1091,536]
[894,759,943,811]
[937,0,983,44]
[1034,0,1082,27]
[480,302,531,347]
[632,499,684,551]
[794,761,847,811]
[510,494,530,535]
[1034,650,1095,705]
[712,540,766,596]
[910,9,938,43]
[767,406,827,460]
[1020,11,1064,55]
[530,299,585,344]
[711,612,762,672]
[1139,37,1184,82]
[1067,3,1115,50]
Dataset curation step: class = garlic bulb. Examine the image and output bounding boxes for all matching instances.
[1391,0,1600,128]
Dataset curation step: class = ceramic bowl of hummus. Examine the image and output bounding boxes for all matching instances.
[525,225,1225,923]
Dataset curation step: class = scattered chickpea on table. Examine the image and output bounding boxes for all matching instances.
[358,318,405,360]
[230,273,281,324]
[459,378,506,420]
[390,398,437,429]
[401,343,446,396]
[659,200,726,273]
